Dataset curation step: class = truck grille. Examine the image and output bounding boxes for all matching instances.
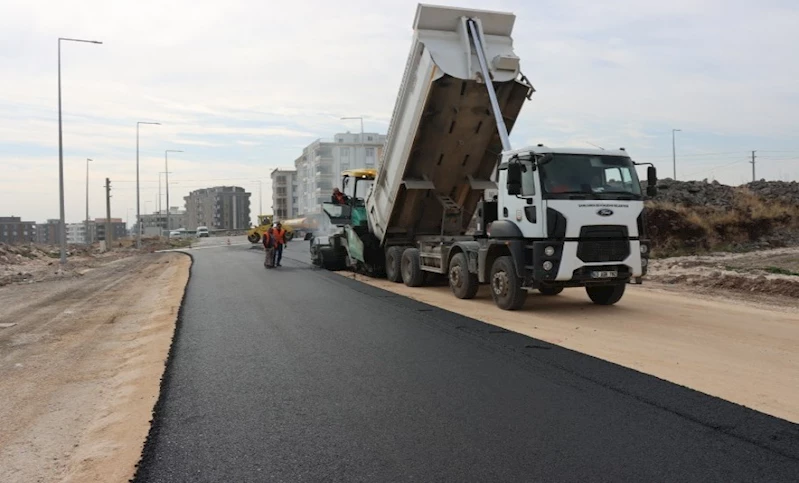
[577,240,630,262]
[577,225,630,262]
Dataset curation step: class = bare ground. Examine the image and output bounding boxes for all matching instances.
[647,246,799,299]
[338,268,799,424]
[0,252,190,483]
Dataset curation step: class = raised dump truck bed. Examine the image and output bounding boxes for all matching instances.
[366,4,533,246]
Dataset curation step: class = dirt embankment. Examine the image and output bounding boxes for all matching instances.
[0,238,192,287]
[0,252,190,483]
[645,179,799,256]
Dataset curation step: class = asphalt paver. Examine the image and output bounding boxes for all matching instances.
[134,243,799,482]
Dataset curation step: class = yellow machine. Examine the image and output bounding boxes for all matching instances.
[246,214,295,244]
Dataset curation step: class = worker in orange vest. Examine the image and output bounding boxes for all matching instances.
[272,222,287,267]
[332,188,350,205]
[262,225,277,268]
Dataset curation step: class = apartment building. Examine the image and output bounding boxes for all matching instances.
[35,219,62,245]
[270,168,299,220]
[295,131,386,215]
[184,186,251,230]
[136,208,187,236]
[93,218,128,242]
[0,216,37,245]
[66,223,88,244]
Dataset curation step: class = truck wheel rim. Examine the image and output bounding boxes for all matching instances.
[449,265,462,287]
[492,271,508,296]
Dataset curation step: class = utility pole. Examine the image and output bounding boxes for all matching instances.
[85,158,92,245]
[750,150,756,182]
[105,178,112,247]
[671,128,681,180]
[165,150,183,236]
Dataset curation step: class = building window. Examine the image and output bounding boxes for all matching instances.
[341,147,350,157]
[366,147,375,158]
[367,136,373,141]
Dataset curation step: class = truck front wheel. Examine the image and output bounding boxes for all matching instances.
[247,233,261,244]
[386,246,404,283]
[586,284,626,305]
[401,248,424,287]
[449,252,478,299]
[490,256,527,310]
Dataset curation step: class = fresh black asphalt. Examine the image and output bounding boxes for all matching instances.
[134,242,799,482]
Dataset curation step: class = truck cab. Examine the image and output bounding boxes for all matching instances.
[472,146,657,308]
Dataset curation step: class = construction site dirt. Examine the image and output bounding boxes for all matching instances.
[0,252,190,483]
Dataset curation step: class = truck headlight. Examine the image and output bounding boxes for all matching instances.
[640,244,648,255]
[543,261,553,271]
[544,246,555,256]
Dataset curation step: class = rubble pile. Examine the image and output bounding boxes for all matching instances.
[644,179,799,255]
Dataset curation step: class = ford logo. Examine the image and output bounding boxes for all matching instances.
[597,209,614,217]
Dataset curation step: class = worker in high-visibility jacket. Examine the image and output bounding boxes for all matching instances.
[272,222,287,267]
[262,225,277,268]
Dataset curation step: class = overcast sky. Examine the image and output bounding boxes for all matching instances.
[2,0,798,225]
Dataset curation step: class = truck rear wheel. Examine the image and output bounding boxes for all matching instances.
[401,248,424,287]
[385,246,404,283]
[586,284,626,305]
[538,286,563,296]
[449,252,478,299]
[247,233,260,244]
[490,256,527,310]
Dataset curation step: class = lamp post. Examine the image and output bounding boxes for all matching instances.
[672,128,681,180]
[85,158,92,245]
[136,121,160,248]
[57,37,102,264]
[341,116,364,168]
[165,150,183,235]
[254,180,262,216]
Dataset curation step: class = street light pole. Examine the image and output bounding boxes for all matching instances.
[165,150,183,235]
[85,158,92,245]
[136,121,160,248]
[672,128,681,180]
[57,37,102,265]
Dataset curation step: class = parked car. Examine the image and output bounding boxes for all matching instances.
[196,226,210,237]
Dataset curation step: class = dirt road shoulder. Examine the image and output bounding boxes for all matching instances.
[0,252,190,483]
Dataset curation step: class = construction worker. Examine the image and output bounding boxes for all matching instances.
[272,222,287,267]
[332,187,349,205]
[262,224,276,268]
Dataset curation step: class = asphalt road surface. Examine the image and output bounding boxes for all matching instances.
[135,241,799,482]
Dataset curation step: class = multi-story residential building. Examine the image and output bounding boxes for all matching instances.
[35,219,62,245]
[184,186,251,230]
[136,208,187,236]
[66,223,88,244]
[93,218,128,242]
[295,131,386,215]
[0,216,37,244]
[270,168,299,220]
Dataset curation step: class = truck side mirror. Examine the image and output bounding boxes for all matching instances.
[647,166,657,186]
[646,166,658,197]
[507,162,522,195]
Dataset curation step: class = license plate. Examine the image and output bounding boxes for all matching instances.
[591,270,618,279]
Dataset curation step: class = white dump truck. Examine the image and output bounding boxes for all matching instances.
[315,3,658,310]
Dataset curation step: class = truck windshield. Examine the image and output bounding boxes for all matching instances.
[538,154,642,199]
